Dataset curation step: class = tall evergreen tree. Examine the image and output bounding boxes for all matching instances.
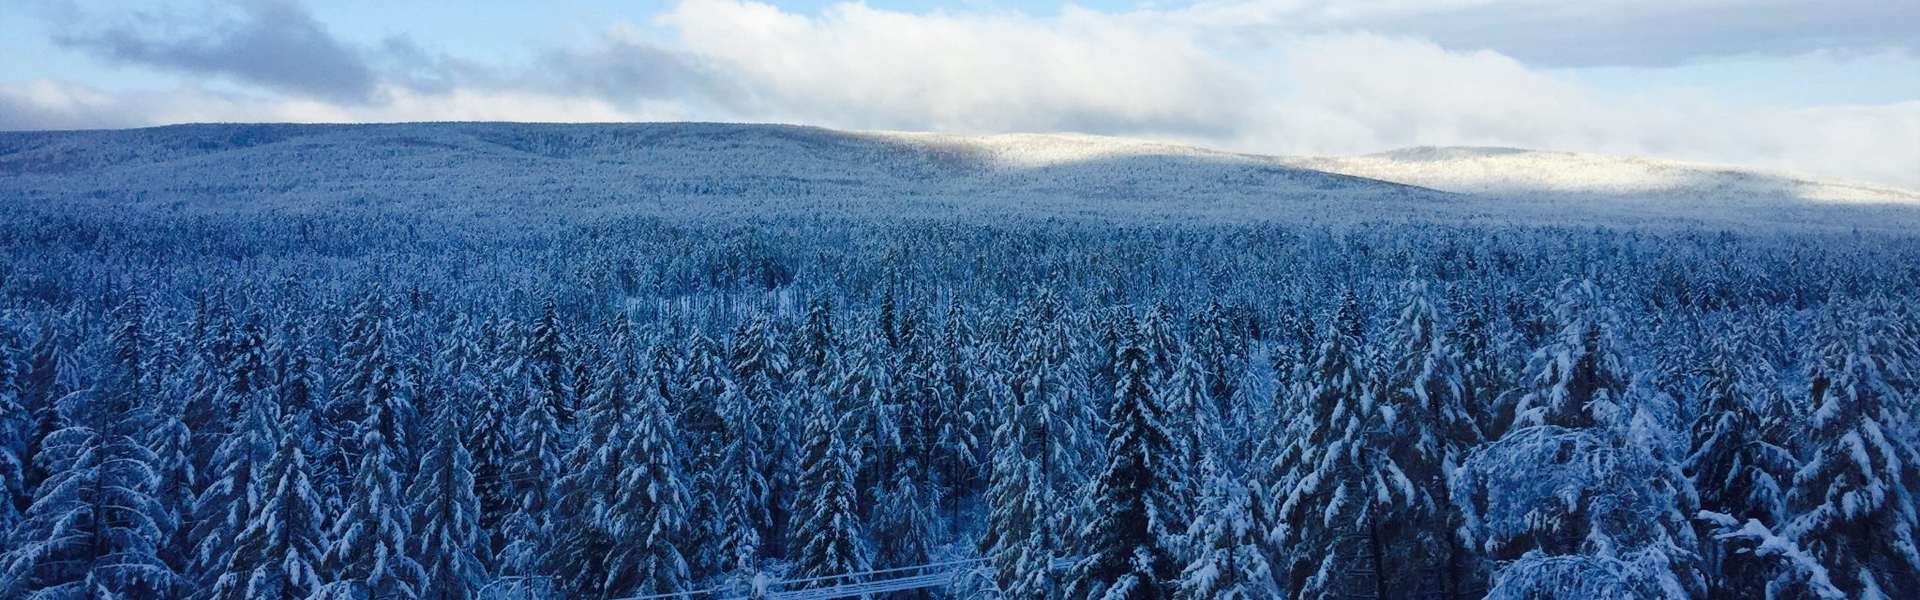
[316,300,425,600]
[727,315,791,560]
[1511,281,1632,431]
[408,410,485,600]
[500,323,565,577]
[790,391,870,589]
[1371,287,1484,598]
[463,371,517,573]
[187,391,278,596]
[1784,311,1920,599]
[1265,295,1381,600]
[603,383,692,597]
[1685,333,1797,600]
[207,425,328,600]
[15,322,63,497]
[982,295,1091,600]
[547,321,641,598]
[1070,318,1180,600]
[524,300,573,427]
[0,324,30,543]
[1178,458,1279,600]
[0,299,183,599]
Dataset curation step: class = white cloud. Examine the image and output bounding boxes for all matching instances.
[654,0,1256,136]
[4,0,1916,188]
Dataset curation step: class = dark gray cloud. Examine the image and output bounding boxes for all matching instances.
[534,37,727,112]
[51,0,378,102]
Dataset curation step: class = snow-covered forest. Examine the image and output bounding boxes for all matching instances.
[2,197,1918,600]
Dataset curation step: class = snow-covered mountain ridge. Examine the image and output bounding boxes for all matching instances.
[3,122,1914,232]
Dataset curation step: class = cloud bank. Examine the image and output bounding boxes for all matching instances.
[3,0,1916,188]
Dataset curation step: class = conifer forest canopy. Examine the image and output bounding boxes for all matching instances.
[1,123,1918,600]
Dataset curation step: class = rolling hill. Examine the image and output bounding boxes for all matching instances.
[2,122,1914,232]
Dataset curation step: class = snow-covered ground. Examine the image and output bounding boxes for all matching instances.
[1286,146,1920,230]
[3,123,1915,232]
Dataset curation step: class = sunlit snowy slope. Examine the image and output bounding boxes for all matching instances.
[3,122,1915,231]
[1286,146,1920,230]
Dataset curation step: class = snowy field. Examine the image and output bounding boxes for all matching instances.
[1,122,1916,600]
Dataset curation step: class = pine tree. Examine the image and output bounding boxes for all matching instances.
[1070,317,1179,600]
[668,332,733,581]
[15,322,63,497]
[1372,287,1484,598]
[501,321,565,577]
[524,300,573,427]
[930,298,987,524]
[187,391,278,595]
[1511,281,1632,431]
[408,410,485,600]
[0,324,29,540]
[147,381,197,581]
[1178,458,1279,600]
[713,377,771,579]
[603,383,691,597]
[1193,301,1249,426]
[1453,425,1700,600]
[1156,348,1209,531]
[207,425,328,600]
[464,371,517,573]
[1685,333,1796,600]
[1784,311,1920,599]
[548,322,639,598]
[727,315,791,560]
[1265,295,1380,600]
[0,298,183,599]
[266,318,322,436]
[316,300,426,600]
[183,308,241,489]
[790,391,869,589]
[982,294,1088,600]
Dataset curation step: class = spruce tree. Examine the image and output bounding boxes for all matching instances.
[207,425,327,600]
[713,376,771,580]
[1265,295,1379,600]
[1784,311,1920,598]
[0,324,29,543]
[408,410,485,600]
[1511,281,1632,431]
[727,315,791,560]
[603,383,691,597]
[1685,333,1796,600]
[1071,318,1179,600]
[188,392,278,595]
[790,390,869,589]
[547,322,638,598]
[930,298,987,521]
[1178,458,1279,600]
[982,294,1088,600]
[669,333,732,581]
[524,300,573,427]
[1372,287,1484,598]
[15,322,63,497]
[0,299,182,599]
[501,324,564,577]
[316,301,425,600]
[463,356,517,570]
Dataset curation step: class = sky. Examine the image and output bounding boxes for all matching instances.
[2,0,1917,187]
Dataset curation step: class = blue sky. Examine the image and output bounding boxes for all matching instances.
[3,0,1917,186]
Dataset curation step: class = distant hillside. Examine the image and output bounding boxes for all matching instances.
[2,122,1915,232]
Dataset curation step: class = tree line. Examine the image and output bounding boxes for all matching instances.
[0,212,1916,600]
